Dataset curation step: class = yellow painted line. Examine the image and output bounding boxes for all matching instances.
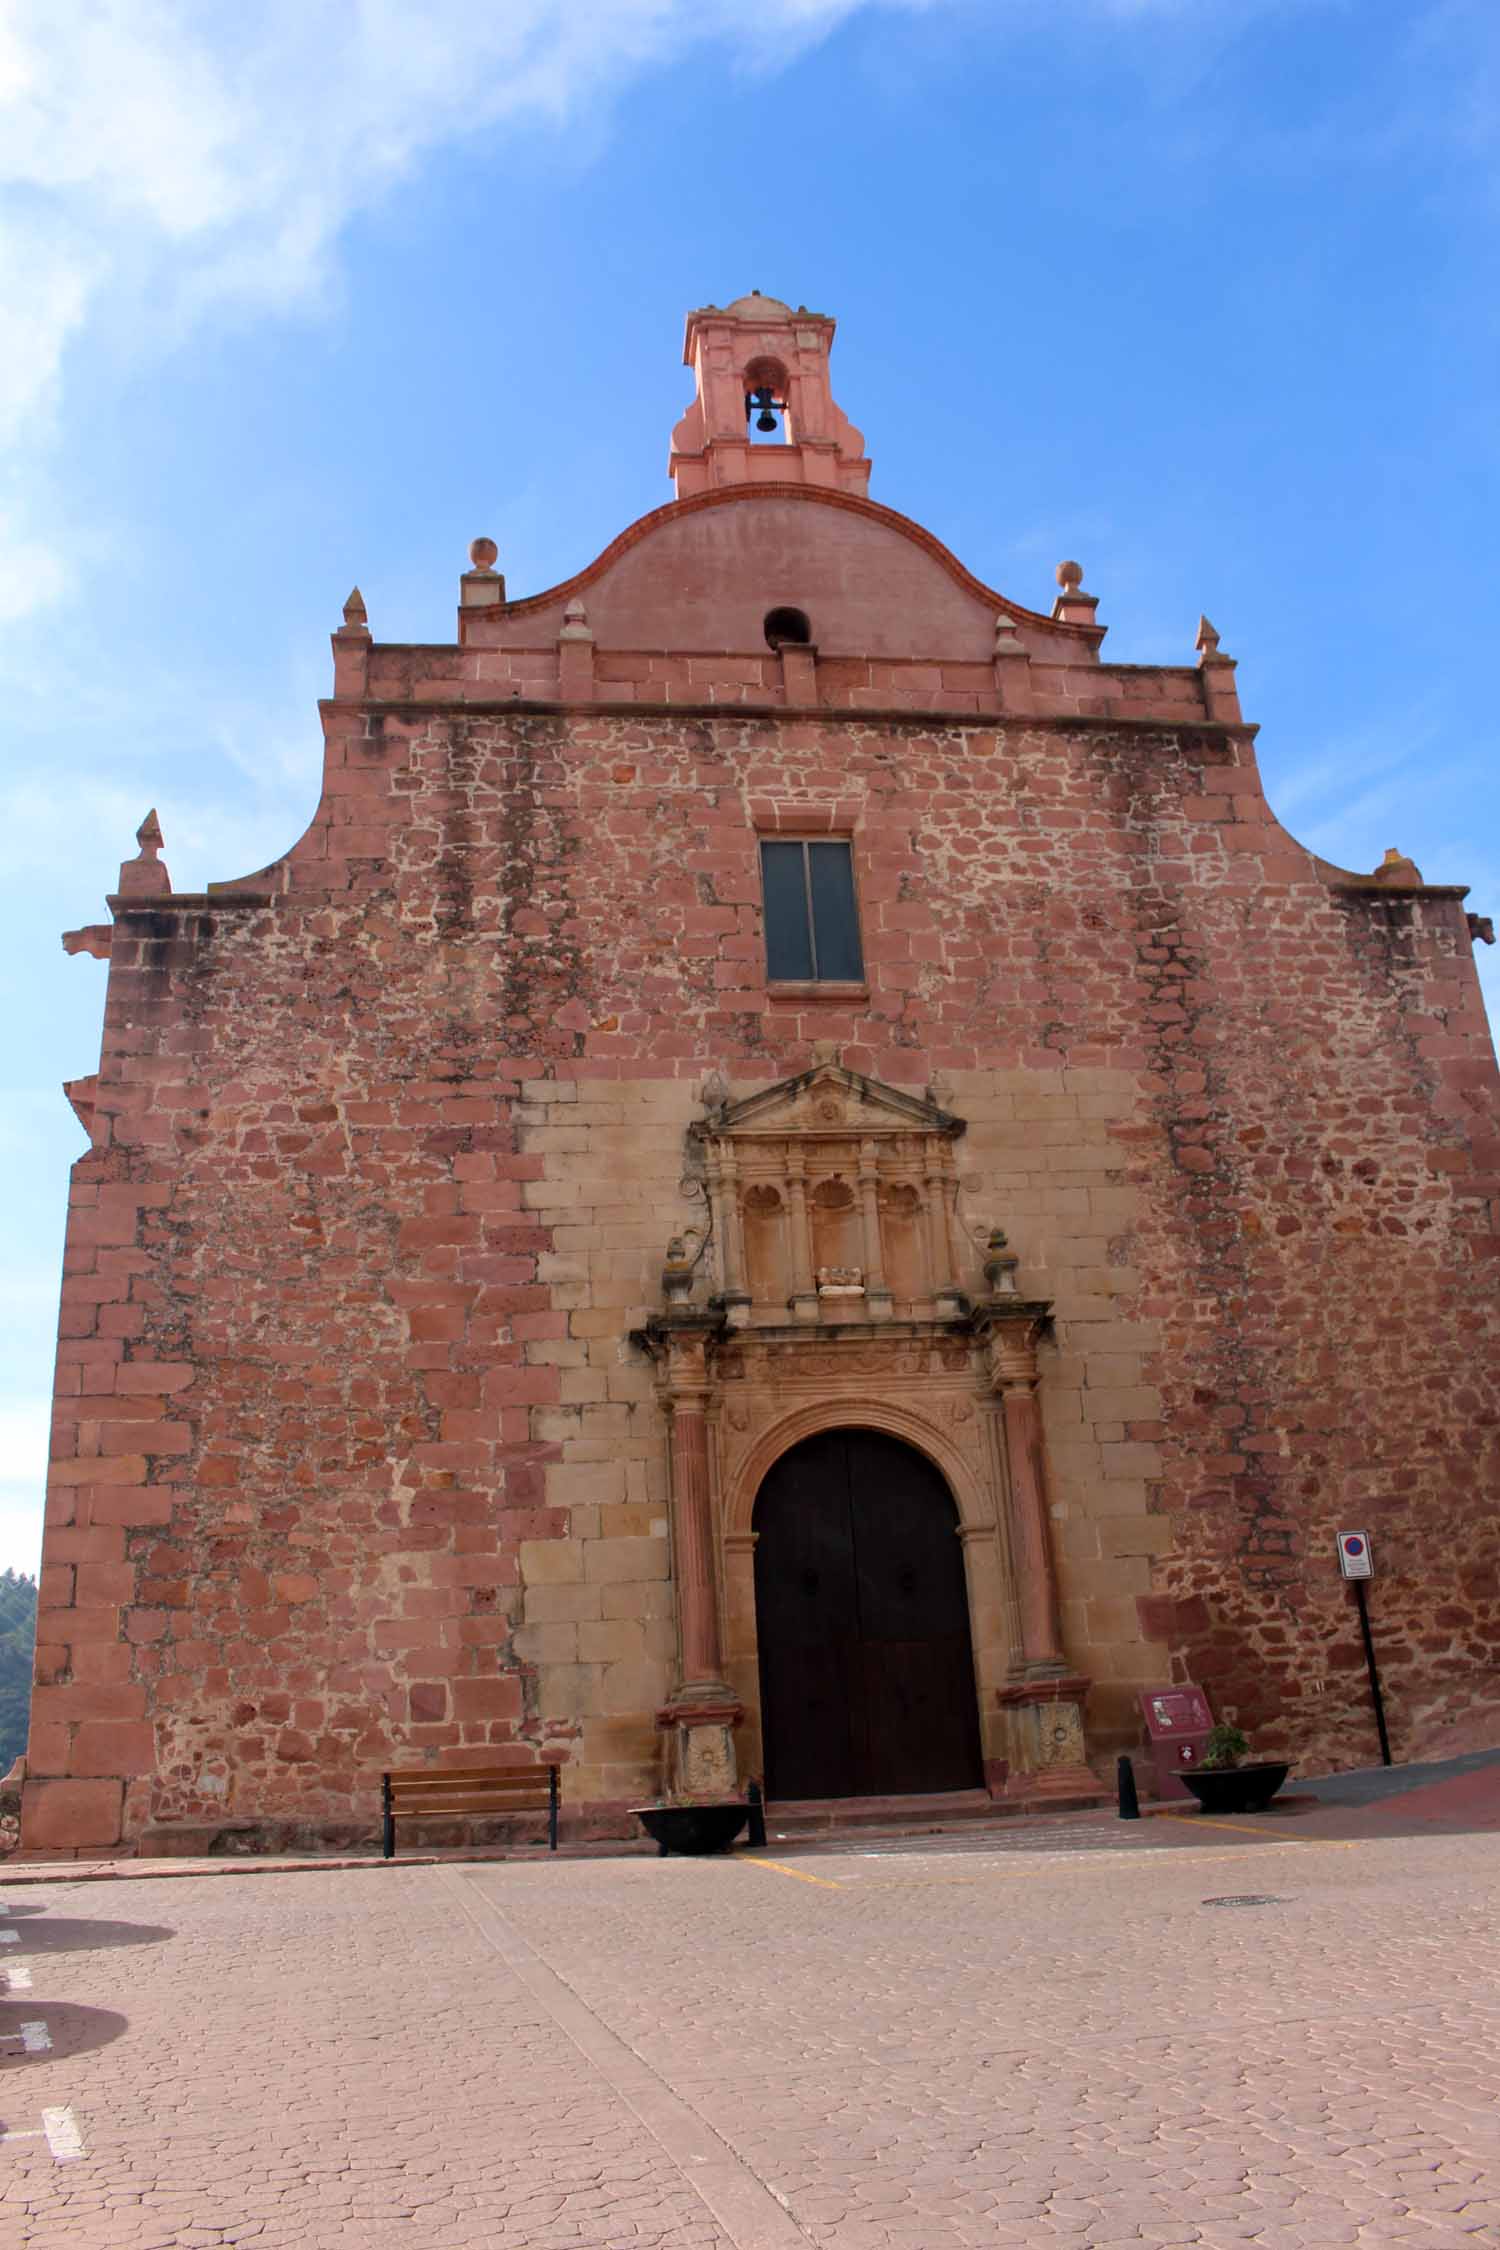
[1157,1809,1305,1842]
[743,1857,844,1889]
[1157,1810,1361,1849]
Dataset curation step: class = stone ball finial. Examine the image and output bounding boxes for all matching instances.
[469,537,499,572]
[983,1227,1020,1297]
[662,1231,698,1305]
[1056,560,1084,592]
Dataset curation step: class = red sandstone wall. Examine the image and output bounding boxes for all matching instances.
[27,701,1500,1849]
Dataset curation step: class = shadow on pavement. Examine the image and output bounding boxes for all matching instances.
[2,1916,174,1954]
[1,1998,129,2069]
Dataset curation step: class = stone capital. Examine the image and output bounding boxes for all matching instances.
[636,1309,727,1405]
[970,1301,1052,1394]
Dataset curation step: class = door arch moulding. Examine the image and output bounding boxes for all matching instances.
[723,1394,991,1541]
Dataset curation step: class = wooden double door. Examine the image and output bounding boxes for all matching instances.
[753,1429,984,1801]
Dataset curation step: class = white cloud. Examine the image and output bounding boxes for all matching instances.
[0,2,935,436]
[0,0,953,617]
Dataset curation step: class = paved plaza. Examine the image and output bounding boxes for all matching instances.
[2,1765,1499,2249]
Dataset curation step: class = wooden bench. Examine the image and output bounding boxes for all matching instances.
[381,1763,560,1858]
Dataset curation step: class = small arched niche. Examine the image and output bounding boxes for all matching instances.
[764,606,812,650]
[744,356,790,445]
[742,1183,787,1306]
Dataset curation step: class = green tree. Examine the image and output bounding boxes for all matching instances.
[0,1570,38,1772]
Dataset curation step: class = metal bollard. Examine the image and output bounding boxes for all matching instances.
[1116,1754,1141,1820]
[746,1778,767,1848]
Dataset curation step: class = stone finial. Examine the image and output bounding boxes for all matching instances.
[983,1228,1020,1297]
[1195,614,1242,721]
[332,588,371,697]
[117,807,171,899]
[1373,846,1424,888]
[662,1232,699,1304]
[461,536,505,608]
[1051,559,1101,631]
[994,612,1026,657]
[557,594,596,700]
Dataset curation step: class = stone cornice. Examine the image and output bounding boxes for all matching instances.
[106,892,275,914]
[318,695,1256,741]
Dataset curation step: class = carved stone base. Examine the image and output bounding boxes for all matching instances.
[656,1699,744,1801]
[995,1673,1098,1801]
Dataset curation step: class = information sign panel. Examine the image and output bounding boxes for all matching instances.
[1137,1684,1214,1800]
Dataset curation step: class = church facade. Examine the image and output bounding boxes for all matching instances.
[25,294,1500,1854]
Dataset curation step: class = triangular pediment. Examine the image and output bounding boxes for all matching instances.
[694,1064,963,1143]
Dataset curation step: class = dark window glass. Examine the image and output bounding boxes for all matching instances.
[807,842,864,981]
[761,841,815,980]
[760,839,864,983]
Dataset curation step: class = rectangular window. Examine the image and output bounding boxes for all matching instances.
[760,839,865,983]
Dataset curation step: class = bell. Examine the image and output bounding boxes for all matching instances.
[746,382,784,435]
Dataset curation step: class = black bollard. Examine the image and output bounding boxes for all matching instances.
[1116,1754,1141,1820]
[746,1778,767,1849]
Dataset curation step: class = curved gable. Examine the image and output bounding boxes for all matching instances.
[467,486,1080,663]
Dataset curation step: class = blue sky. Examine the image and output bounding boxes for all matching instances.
[1,0,1496,1575]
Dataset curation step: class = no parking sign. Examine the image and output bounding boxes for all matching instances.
[1337,1530,1374,1580]
[1337,1530,1390,1767]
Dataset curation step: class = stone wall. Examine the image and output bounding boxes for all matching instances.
[26,699,1500,1851]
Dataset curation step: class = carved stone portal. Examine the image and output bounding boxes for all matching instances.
[639,1066,1097,1810]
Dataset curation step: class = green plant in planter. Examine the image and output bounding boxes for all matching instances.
[1200,1723,1249,1771]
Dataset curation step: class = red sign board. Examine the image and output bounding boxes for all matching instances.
[1141,1687,1213,1737]
[1138,1684,1215,1800]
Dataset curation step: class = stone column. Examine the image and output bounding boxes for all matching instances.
[979,1309,1096,1804]
[652,1321,743,1802]
[709,1146,750,1328]
[993,1333,1065,1670]
[785,1148,819,1321]
[924,1158,965,1317]
[923,1164,948,1303]
[857,1137,892,1319]
[669,1378,721,1688]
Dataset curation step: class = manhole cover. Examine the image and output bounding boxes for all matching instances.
[1201,1894,1286,1909]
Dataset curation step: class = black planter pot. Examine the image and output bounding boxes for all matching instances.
[631,1803,750,1856]
[1181,1761,1291,1814]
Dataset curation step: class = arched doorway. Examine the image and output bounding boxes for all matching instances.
[753,1429,984,1800]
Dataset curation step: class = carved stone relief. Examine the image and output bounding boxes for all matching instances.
[695,1063,970,1324]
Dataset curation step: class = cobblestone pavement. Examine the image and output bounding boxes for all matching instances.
[3,1800,1499,2247]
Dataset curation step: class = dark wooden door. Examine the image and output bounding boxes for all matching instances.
[754,1430,983,1801]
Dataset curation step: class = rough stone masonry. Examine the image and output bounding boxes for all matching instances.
[22,291,1500,1856]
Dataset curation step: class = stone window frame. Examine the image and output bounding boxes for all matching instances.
[750,799,869,1000]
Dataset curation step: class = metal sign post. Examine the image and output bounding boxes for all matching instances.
[1338,1532,1391,1767]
